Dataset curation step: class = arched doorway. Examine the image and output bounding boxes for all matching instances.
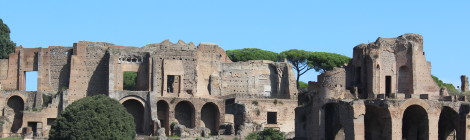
[324,103,354,140]
[364,105,392,140]
[438,106,459,140]
[201,102,220,135]
[7,96,24,133]
[175,101,195,128]
[122,99,145,134]
[157,100,170,136]
[402,105,428,140]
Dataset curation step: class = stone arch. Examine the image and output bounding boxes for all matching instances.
[175,101,195,128]
[398,66,411,93]
[438,106,459,140]
[402,105,428,140]
[122,98,145,134]
[119,96,146,107]
[201,102,220,135]
[364,105,391,140]
[157,100,170,136]
[7,96,24,133]
[323,102,354,140]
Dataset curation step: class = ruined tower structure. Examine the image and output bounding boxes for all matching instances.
[0,40,298,138]
[295,34,470,140]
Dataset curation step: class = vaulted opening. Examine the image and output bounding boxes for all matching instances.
[175,101,195,128]
[123,99,145,134]
[438,106,459,140]
[201,102,220,135]
[157,100,170,136]
[365,105,392,140]
[402,105,428,140]
[324,103,344,140]
[7,96,24,133]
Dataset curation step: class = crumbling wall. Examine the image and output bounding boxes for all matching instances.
[48,47,72,91]
[313,68,350,99]
[195,43,231,97]
[233,99,297,133]
[146,40,197,97]
[220,60,296,98]
[67,41,111,103]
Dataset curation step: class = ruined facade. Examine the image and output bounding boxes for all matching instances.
[296,34,470,140]
[0,40,298,138]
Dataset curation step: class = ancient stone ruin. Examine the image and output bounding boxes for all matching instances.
[0,40,298,138]
[295,33,470,140]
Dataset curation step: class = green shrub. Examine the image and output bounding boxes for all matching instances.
[49,95,135,140]
[123,72,138,90]
[42,94,53,107]
[245,128,285,140]
[252,100,258,106]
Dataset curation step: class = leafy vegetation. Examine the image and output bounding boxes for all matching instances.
[309,52,350,72]
[279,49,350,89]
[298,81,308,89]
[279,49,313,89]
[49,95,135,140]
[0,19,16,59]
[432,75,459,94]
[252,100,258,106]
[226,48,279,62]
[245,128,285,140]
[123,72,137,90]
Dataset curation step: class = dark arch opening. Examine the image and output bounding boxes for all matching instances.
[365,105,392,140]
[7,96,24,133]
[123,99,145,134]
[175,101,195,128]
[324,103,354,140]
[438,106,459,140]
[402,105,428,140]
[201,102,220,135]
[157,100,170,136]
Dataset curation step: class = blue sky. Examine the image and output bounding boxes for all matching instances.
[1,0,469,90]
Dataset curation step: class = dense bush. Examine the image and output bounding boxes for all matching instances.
[123,72,137,90]
[0,18,16,59]
[49,95,135,140]
[432,75,459,94]
[245,128,285,140]
[226,48,279,62]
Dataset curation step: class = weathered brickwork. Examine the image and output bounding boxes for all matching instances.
[0,40,297,138]
[296,34,470,140]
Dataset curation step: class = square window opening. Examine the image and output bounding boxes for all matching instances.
[267,112,277,124]
[167,75,180,93]
[25,71,38,91]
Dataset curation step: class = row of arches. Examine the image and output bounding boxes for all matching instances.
[120,97,221,136]
[323,102,464,140]
[156,100,220,136]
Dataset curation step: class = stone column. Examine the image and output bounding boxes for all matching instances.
[352,101,365,140]
[428,111,440,140]
[461,75,468,92]
[388,107,402,140]
[353,115,365,140]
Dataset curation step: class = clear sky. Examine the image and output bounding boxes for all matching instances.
[1,0,469,90]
